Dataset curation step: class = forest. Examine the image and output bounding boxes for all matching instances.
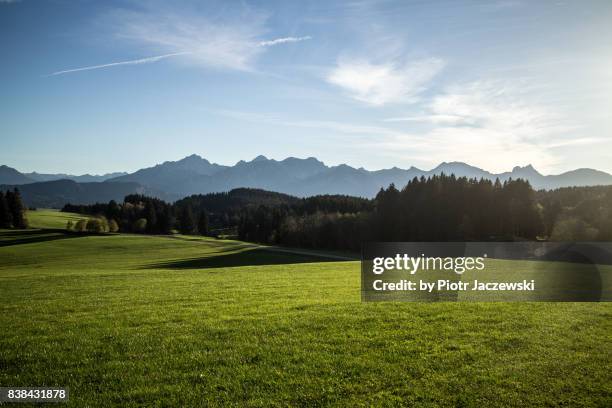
[61,175,612,251]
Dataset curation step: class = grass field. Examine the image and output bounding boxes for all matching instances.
[26,208,91,230]
[0,212,611,406]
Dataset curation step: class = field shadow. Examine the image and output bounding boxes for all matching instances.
[144,247,337,270]
[0,229,86,247]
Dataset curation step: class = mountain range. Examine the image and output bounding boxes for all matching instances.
[0,165,127,184]
[2,155,612,207]
[106,154,612,197]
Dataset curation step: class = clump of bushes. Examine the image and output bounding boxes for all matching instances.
[67,216,118,233]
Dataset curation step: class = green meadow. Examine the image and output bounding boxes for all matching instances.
[25,208,91,230]
[0,211,610,406]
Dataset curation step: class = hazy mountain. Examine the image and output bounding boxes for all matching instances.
[104,155,612,198]
[0,164,128,184]
[202,156,328,194]
[427,162,495,180]
[0,165,34,185]
[0,179,154,208]
[106,155,328,199]
[6,155,612,204]
[546,168,612,189]
[495,165,612,190]
[25,171,128,183]
[109,154,227,196]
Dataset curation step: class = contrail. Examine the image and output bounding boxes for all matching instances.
[46,36,311,76]
[258,36,312,47]
[46,51,192,76]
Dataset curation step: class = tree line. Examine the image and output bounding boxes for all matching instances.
[63,194,209,236]
[236,175,543,251]
[61,188,369,238]
[536,185,612,241]
[0,188,28,229]
[61,178,612,249]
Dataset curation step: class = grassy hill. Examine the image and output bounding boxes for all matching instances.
[26,208,91,230]
[0,212,610,406]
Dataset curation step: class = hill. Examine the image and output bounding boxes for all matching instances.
[26,208,92,229]
[0,179,153,208]
[175,187,302,213]
[0,165,34,185]
[1,164,128,184]
[25,171,128,183]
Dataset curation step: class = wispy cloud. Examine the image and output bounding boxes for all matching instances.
[46,51,190,76]
[46,33,311,76]
[426,81,574,139]
[376,80,585,172]
[107,7,310,72]
[211,109,418,140]
[47,5,312,76]
[258,36,312,47]
[383,114,477,126]
[213,79,594,173]
[326,57,445,106]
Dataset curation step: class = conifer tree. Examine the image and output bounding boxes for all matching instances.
[179,205,196,235]
[145,201,157,234]
[7,188,27,229]
[0,191,12,228]
[198,210,209,236]
[158,206,173,235]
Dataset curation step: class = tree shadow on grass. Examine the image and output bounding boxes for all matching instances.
[143,247,338,270]
[0,229,88,247]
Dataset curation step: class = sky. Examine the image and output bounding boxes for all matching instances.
[1,0,611,175]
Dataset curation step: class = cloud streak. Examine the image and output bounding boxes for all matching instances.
[46,37,310,76]
[211,109,433,142]
[107,7,311,72]
[383,114,477,126]
[258,36,312,47]
[47,51,191,76]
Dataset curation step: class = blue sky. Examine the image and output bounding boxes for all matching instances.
[1,0,611,175]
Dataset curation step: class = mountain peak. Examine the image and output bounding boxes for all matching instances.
[179,154,207,163]
[512,164,540,175]
[433,161,480,171]
[0,165,34,185]
[252,155,269,162]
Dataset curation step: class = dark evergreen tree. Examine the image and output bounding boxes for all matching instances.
[106,200,121,222]
[198,210,209,236]
[158,206,174,234]
[145,201,157,234]
[179,205,196,234]
[6,188,27,229]
[0,191,12,228]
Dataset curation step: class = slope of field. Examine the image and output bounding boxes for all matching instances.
[0,220,610,406]
[26,208,90,230]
